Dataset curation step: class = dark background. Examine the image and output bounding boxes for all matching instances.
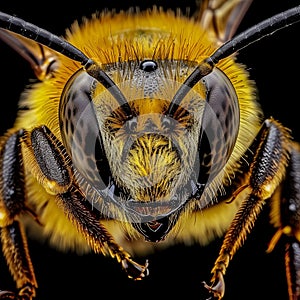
[0,1,299,299]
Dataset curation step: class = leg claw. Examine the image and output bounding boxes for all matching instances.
[122,257,149,280]
[202,271,225,300]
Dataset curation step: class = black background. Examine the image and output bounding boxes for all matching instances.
[0,1,299,299]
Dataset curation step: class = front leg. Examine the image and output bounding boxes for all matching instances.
[0,130,37,299]
[0,221,36,300]
[56,188,149,280]
[267,141,300,299]
[21,125,149,280]
[203,118,291,299]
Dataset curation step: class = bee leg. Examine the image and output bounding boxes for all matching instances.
[282,143,300,299]
[203,118,291,299]
[56,189,149,280]
[0,130,38,299]
[21,125,149,280]
[0,221,37,300]
[267,142,300,299]
[285,242,300,299]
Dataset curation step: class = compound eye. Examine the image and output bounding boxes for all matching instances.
[139,59,158,72]
[197,68,240,185]
[59,69,111,190]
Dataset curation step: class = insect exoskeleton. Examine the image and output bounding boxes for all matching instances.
[1,1,300,299]
[13,9,260,247]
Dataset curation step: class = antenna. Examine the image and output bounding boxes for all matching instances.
[0,12,133,118]
[166,5,300,117]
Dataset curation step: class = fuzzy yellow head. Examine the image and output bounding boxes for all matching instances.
[61,59,206,220]
[15,8,262,242]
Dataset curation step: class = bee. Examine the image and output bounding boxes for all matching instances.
[0,1,300,299]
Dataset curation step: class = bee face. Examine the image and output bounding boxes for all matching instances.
[59,57,240,239]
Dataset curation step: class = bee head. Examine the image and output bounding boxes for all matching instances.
[3,5,297,241]
[59,59,239,241]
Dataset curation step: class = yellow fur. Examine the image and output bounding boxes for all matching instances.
[14,8,262,254]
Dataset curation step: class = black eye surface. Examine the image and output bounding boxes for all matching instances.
[139,60,158,72]
[197,68,240,185]
[59,69,111,190]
